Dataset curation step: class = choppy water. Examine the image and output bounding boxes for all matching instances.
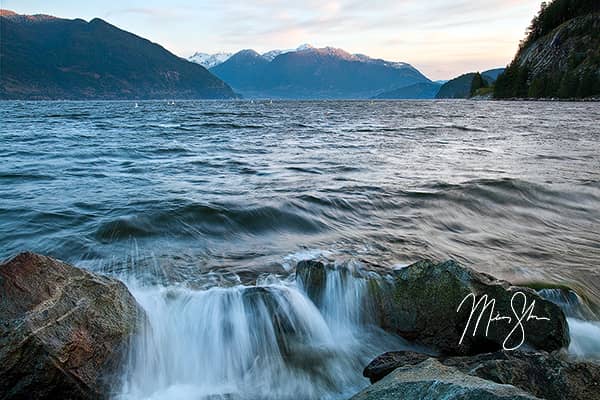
[1,100,600,399]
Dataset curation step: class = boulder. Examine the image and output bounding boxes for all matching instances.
[363,350,600,400]
[363,351,430,383]
[352,358,539,400]
[0,252,145,399]
[296,260,329,306]
[297,259,570,355]
[372,260,569,354]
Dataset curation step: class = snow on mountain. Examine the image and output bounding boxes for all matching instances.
[262,44,314,61]
[261,49,287,61]
[189,44,413,71]
[188,52,232,68]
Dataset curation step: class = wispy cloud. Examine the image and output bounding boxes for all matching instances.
[2,0,541,79]
[104,7,190,19]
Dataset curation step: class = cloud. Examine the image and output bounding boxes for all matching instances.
[17,0,538,79]
[104,7,191,20]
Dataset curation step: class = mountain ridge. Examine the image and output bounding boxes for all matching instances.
[0,10,236,100]
[203,45,430,99]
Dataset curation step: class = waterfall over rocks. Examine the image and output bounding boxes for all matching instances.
[117,262,409,400]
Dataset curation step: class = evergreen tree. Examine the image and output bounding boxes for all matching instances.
[558,71,578,98]
[528,77,546,98]
[470,73,488,96]
[577,70,599,97]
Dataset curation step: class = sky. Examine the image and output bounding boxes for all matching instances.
[1,0,543,80]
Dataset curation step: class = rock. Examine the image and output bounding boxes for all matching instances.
[297,259,570,355]
[363,351,430,383]
[352,358,540,400]
[363,350,600,400]
[296,260,328,306]
[241,285,336,369]
[372,260,569,354]
[446,351,600,400]
[0,252,145,399]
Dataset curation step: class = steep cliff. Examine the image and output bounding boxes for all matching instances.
[494,0,600,99]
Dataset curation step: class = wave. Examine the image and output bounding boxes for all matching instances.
[0,172,56,181]
[195,122,264,129]
[44,112,91,119]
[94,202,329,242]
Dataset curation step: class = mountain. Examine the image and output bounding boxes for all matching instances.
[482,68,505,84]
[261,44,314,61]
[434,69,503,99]
[435,73,478,99]
[188,52,232,69]
[0,10,236,100]
[187,44,315,66]
[373,82,442,99]
[494,0,600,98]
[209,50,270,93]
[207,45,430,99]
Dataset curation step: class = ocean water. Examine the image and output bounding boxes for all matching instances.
[1,100,599,399]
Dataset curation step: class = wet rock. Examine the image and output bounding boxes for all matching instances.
[295,260,328,305]
[0,252,145,400]
[297,259,570,355]
[446,351,600,400]
[352,357,539,400]
[241,285,331,368]
[363,351,430,383]
[362,350,600,400]
[372,260,569,354]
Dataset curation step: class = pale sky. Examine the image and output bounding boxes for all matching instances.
[1,0,542,80]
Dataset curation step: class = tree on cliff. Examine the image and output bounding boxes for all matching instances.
[494,0,600,99]
[469,73,488,96]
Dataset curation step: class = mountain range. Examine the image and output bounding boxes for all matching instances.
[0,9,515,101]
[191,45,431,99]
[188,44,316,68]
[0,10,236,100]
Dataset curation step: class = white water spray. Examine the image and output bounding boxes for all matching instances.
[116,263,408,400]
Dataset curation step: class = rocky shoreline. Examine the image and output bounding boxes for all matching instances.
[0,253,144,399]
[1,252,597,399]
[355,350,600,400]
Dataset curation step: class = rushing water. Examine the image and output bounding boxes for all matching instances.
[118,265,410,400]
[1,100,600,398]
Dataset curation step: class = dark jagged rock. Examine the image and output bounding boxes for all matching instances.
[362,350,600,400]
[353,357,539,400]
[297,259,569,355]
[372,260,569,355]
[363,351,430,383]
[0,252,145,399]
[295,260,329,306]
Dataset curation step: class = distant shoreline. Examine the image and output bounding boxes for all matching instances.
[1,97,599,102]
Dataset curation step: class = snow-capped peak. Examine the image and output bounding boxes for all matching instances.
[262,44,315,61]
[188,52,232,68]
[187,44,412,70]
[296,43,314,51]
